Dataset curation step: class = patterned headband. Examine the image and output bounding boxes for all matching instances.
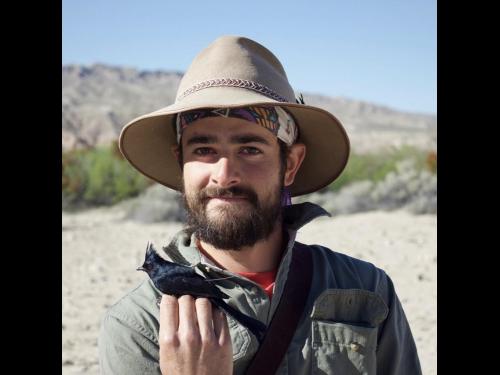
[175,106,298,146]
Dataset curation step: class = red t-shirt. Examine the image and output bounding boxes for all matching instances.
[236,269,278,300]
[196,240,280,300]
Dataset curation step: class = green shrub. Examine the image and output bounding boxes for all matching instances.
[62,141,153,209]
[328,146,436,192]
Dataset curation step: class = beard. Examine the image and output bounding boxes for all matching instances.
[182,183,283,251]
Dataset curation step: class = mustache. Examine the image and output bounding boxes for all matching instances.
[198,186,259,206]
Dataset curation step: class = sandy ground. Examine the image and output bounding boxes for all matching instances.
[62,206,436,374]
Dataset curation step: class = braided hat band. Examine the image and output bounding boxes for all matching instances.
[176,106,298,146]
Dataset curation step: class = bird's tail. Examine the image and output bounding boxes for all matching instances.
[210,298,267,344]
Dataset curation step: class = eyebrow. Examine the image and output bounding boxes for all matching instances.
[185,134,271,146]
[185,135,218,146]
[231,134,271,145]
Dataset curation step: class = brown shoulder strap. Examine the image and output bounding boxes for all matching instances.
[245,242,313,375]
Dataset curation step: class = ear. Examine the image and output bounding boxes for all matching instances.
[284,143,306,186]
[171,145,180,162]
[171,144,184,169]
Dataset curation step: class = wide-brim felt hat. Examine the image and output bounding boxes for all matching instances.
[119,35,350,197]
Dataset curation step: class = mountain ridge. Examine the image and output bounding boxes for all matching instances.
[62,63,436,153]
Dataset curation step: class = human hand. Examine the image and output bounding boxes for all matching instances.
[159,295,233,375]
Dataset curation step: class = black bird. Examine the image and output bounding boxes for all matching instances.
[137,242,267,343]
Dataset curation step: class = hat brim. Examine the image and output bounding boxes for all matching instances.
[119,86,350,197]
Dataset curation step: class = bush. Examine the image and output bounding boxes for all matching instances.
[328,146,435,192]
[62,141,153,209]
[122,184,187,223]
[294,157,437,215]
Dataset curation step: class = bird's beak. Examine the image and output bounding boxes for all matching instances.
[136,266,145,272]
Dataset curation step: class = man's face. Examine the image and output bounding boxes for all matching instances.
[179,116,285,250]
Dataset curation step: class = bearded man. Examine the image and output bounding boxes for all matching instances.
[99,35,422,375]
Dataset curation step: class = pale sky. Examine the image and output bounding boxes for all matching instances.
[62,0,436,115]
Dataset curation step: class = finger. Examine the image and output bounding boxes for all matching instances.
[212,306,223,338]
[195,298,215,341]
[213,308,231,345]
[177,295,197,333]
[159,295,179,342]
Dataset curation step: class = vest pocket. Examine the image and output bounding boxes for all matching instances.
[228,316,251,361]
[228,316,260,375]
[312,320,378,375]
[310,289,388,375]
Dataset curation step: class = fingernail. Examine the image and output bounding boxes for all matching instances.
[162,294,176,302]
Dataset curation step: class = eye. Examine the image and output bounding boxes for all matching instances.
[193,147,216,155]
[240,147,262,155]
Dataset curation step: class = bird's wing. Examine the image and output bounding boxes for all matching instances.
[168,275,229,299]
[182,267,231,299]
[202,279,231,299]
[210,298,266,343]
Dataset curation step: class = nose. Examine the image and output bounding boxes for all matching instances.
[211,157,240,188]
